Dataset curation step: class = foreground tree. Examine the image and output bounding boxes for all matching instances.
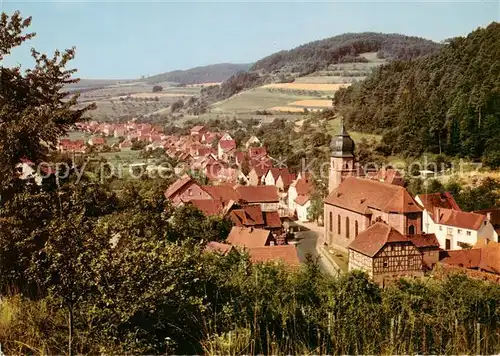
[0,11,94,194]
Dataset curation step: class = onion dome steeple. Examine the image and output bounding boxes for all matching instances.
[330,119,355,158]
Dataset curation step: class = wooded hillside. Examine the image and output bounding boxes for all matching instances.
[333,23,500,164]
[145,63,251,85]
[251,32,441,74]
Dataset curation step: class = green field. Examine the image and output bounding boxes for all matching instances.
[211,87,318,114]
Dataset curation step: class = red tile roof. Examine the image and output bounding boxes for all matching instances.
[436,208,486,230]
[409,233,440,249]
[205,241,234,255]
[219,139,236,151]
[248,245,300,267]
[226,227,271,248]
[324,177,422,214]
[202,185,239,203]
[235,186,279,203]
[249,146,267,159]
[264,211,282,228]
[294,177,313,196]
[439,243,500,275]
[474,208,500,227]
[90,137,105,144]
[416,192,461,215]
[294,194,310,206]
[164,174,193,199]
[188,199,224,216]
[349,222,411,257]
[229,205,265,226]
[191,125,205,133]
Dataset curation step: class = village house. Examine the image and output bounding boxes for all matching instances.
[247,158,272,186]
[164,174,212,207]
[288,173,314,222]
[88,137,106,147]
[348,222,424,285]
[220,132,233,141]
[323,123,422,252]
[235,186,280,212]
[190,125,206,138]
[226,226,275,248]
[439,240,500,277]
[245,135,261,149]
[415,193,497,250]
[217,139,236,160]
[248,146,267,160]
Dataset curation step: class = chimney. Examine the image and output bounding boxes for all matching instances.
[434,207,440,223]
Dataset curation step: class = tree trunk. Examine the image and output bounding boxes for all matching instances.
[68,306,73,356]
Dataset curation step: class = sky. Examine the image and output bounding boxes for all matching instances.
[2,0,499,79]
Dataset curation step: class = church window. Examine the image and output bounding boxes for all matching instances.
[337,214,341,234]
[355,220,359,237]
[346,217,350,238]
[408,225,415,235]
[329,212,333,232]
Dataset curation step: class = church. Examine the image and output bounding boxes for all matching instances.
[323,121,423,253]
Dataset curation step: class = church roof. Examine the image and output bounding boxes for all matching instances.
[324,176,422,214]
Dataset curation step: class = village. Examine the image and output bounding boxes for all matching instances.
[44,119,500,286]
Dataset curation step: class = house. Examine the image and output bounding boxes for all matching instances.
[220,132,233,141]
[247,159,272,186]
[439,241,500,275]
[248,245,300,267]
[422,207,496,250]
[474,208,500,236]
[275,171,296,193]
[248,146,267,159]
[415,192,497,249]
[235,186,279,212]
[415,192,461,232]
[202,185,240,205]
[262,168,294,189]
[229,205,266,228]
[288,174,314,222]
[409,233,441,270]
[188,199,224,216]
[324,176,423,253]
[226,226,274,248]
[164,174,212,206]
[218,139,236,159]
[119,140,133,150]
[245,135,261,149]
[191,125,207,137]
[348,222,424,285]
[88,137,106,146]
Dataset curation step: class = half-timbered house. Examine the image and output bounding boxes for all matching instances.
[348,222,424,285]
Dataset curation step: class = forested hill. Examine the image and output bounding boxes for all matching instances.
[145,63,251,85]
[251,32,441,74]
[333,23,500,165]
[193,33,441,107]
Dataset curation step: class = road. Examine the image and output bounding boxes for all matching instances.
[293,224,339,276]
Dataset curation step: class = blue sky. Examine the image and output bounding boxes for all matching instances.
[2,1,499,79]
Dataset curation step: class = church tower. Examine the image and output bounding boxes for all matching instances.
[328,119,356,193]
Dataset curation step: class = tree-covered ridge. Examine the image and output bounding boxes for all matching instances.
[251,32,441,74]
[333,23,500,163]
[144,63,252,85]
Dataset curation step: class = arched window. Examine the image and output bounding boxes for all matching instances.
[409,225,415,235]
[329,212,333,232]
[355,220,359,237]
[346,217,350,238]
[337,214,341,234]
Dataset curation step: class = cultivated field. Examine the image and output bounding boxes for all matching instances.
[289,100,332,108]
[269,106,307,113]
[212,87,318,113]
[262,83,350,91]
